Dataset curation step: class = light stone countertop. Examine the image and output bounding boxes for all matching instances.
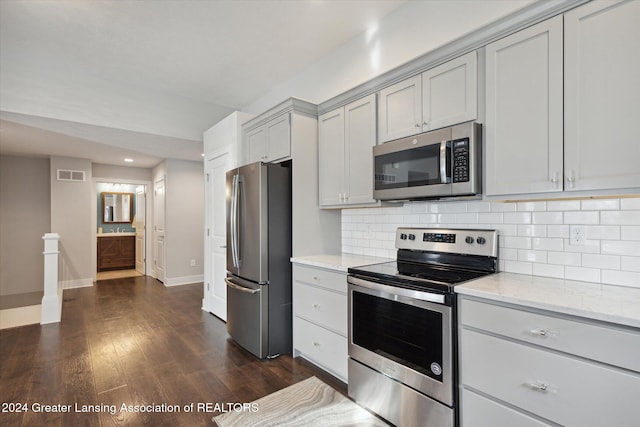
[97,232,136,237]
[456,272,640,329]
[290,253,393,273]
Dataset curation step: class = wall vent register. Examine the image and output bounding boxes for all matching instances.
[57,169,86,182]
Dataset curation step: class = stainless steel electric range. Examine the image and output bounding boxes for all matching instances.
[347,227,498,427]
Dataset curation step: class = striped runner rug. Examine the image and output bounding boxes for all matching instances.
[212,376,388,426]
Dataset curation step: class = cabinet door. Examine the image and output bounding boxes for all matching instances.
[423,51,477,131]
[246,126,266,164]
[378,75,422,143]
[564,0,640,191]
[485,16,563,196]
[265,113,291,162]
[318,107,346,206]
[345,93,377,205]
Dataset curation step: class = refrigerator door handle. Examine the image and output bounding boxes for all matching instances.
[230,174,238,268]
[234,175,243,267]
[225,277,260,294]
[231,175,240,268]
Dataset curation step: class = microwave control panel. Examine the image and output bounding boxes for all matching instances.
[452,138,470,182]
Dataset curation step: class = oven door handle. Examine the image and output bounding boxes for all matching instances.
[348,276,446,305]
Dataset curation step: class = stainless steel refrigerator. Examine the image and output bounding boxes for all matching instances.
[225,161,292,359]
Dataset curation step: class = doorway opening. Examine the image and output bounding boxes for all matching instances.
[95,182,147,281]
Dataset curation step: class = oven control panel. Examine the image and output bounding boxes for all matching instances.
[396,228,498,257]
[422,232,456,243]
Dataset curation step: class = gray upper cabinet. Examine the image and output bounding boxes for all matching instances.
[486,0,640,197]
[422,51,477,132]
[319,94,378,208]
[485,16,563,196]
[245,113,291,164]
[378,75,422,143]
[318,107,345,207]
[564,0,640,192]
[378,52,477,143]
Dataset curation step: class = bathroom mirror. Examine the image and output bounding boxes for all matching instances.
[102,192,133,223]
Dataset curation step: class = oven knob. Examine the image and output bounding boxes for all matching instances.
[408,234,416,241]
[400,233,407,240]
[476,237,486,245]
[465,236,474,244]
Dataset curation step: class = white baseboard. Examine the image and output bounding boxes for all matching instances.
[61,278,94,289]
[164,274,204,287]
[0,305,41,330]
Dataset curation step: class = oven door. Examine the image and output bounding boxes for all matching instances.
[348,275,453,406]
[373,126,453,200]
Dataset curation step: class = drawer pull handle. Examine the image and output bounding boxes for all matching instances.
[313,341,320,347]
[312,304,320,309]
[529,382,549,393]
[530,329,549,336]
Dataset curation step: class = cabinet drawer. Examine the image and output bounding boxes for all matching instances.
[461,389,551,427]
[460,298,640,372]
[293,265,347,294]
[293,282,347,335]
[293,317,347,381]
[460,329,640,427]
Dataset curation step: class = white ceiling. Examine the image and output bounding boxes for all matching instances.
[0,0,532,168]
[0,0,408,167]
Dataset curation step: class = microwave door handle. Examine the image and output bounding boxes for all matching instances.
[440,140,451,184]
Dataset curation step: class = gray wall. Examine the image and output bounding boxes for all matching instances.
[93,163,152,181]
[50,156,93,287]
[165,159,204,283]
[0,155,51,296]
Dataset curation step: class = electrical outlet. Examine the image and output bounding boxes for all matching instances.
[570,226,586,246]
[190,259,196,267]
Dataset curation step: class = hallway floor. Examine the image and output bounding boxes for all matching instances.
[95,269,142,281]
[0,276,345,426]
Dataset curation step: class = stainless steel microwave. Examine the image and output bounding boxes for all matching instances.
[373,121,481,201]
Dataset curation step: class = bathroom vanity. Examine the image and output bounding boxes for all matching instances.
[97,233,135,271]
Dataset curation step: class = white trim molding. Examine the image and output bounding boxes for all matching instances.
[164,275,204,287]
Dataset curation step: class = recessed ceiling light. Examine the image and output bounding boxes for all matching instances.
[201,153,205,157]
[124,158,134,163]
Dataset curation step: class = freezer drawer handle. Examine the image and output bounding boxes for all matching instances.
[225,278,260,294]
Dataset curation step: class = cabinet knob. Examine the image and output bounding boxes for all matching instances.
[415,124,421,128]
[313,341,320,347]
[530,329,549,336]
[313,276,319,281]
[312,303,320,309]
[423,121,428,126]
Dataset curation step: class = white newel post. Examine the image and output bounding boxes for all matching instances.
[41,233,62,324]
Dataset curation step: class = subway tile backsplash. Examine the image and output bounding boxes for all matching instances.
[341,197,640,289]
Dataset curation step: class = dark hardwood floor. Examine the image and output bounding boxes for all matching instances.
[0,276,347,426]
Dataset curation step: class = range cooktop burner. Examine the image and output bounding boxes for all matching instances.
[397,262,485,284]
[348,228,499,295]
[349,261,490,294]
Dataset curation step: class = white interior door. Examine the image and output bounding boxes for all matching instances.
[207,151,232,320]
[153,177,165,283]
[135,185,146,275]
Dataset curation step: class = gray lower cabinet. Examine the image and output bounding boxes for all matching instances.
[458,296,640,427]
[292,264,348,382]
